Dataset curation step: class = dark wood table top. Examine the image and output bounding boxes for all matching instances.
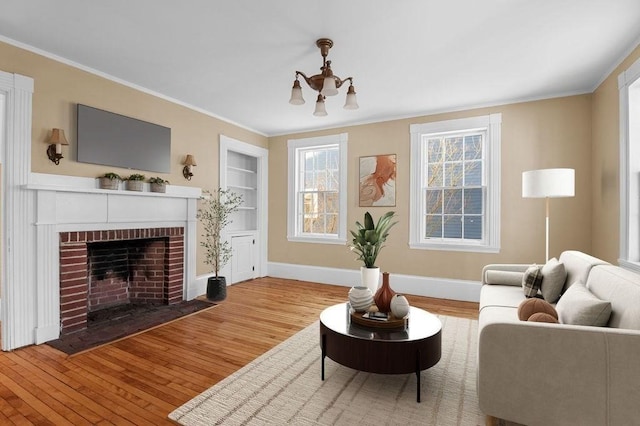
[320,302,442,342]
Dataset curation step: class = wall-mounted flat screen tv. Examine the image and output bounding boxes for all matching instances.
[77,104,171,173]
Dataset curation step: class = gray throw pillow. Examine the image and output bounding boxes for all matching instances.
[522,264,542,298]
[556,281,612,326]
[540,258,567,303]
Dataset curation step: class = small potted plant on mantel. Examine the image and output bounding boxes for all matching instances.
[197,188,243,301]
[124,173,146,191]
[349,211,397,294]
[98,172,122,190]
[149,177,169,193]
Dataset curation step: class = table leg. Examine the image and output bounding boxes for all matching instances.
[416,349,421,403]
[321,333,326,381]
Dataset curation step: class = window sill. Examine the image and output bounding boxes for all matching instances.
[287,235,347,245]
[619,259,640,274]
[409,241,499,253]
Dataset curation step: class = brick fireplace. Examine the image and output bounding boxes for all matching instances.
[59,227,184,334]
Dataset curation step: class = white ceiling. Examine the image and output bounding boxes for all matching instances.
[1,0,639,136]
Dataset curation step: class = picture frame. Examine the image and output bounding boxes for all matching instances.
[359,154,396,207]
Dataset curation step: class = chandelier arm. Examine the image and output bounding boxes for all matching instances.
[335,76,353,90]
[295,71,314,88]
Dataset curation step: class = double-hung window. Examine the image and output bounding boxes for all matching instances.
[409,114,501,252]
[287,133,347,244]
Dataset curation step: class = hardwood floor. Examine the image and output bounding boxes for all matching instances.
[0,277,479,425]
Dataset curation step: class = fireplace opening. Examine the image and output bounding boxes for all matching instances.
[59,227,185,334]
[87,238,166,312]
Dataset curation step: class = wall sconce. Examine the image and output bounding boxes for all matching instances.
[46,128,69,165]
[183,154,197,180]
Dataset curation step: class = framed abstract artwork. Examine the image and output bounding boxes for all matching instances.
[359,154,396,207]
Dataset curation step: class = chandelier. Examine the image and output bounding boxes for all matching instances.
[289,38,359,116]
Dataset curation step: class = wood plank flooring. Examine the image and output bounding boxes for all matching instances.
[0,277,479,425]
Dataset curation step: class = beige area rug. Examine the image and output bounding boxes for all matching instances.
[170,315,483,425]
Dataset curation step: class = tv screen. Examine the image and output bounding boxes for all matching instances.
[77,104,171,173]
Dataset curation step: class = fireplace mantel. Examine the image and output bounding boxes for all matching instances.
[27,173,201,344]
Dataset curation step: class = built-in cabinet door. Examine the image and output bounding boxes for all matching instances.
[231,234,255,283]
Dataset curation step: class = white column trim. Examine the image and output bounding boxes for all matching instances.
[1,71,35,351]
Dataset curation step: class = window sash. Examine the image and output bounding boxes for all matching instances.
[420,132,486,244]
[287,133,348,244]
[409,114,501,253]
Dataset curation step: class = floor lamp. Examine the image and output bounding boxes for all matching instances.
[522,168,575,262]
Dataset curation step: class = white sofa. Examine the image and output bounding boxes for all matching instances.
[478,251,640,426]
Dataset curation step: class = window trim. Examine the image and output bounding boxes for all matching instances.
[409,114,501,252]
[287,133,347,244]
[618,56,640,273]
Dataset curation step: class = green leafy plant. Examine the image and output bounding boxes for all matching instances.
[125,173,146,181]
[101,172,121,180]
[349,211,397,268]
[148,177,169,184]
[197,189,244,277]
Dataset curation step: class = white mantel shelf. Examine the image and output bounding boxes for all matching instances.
[26,173,201,199]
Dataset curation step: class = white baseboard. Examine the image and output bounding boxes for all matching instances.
[267,262,481,302]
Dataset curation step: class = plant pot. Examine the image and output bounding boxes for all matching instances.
[98,177,120,190]
[360,266,380,294]
[207,276,227,301]
[125,180,144,191]
[150,183,166,193]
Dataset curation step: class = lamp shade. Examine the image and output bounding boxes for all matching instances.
[313,95,327,116]
[289,80,305,105]
[321,76,338,97]
[343,84,359,110]
[522,168,575,198]
[47,128,69,145]
[184,154,197,167]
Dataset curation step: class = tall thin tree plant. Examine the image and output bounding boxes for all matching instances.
[197,188,243,278]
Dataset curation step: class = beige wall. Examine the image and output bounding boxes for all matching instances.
[0,40,268,275]
[268,95,593,281]
[591,44,640,262]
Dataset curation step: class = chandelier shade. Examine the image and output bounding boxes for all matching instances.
[289,38,358,116]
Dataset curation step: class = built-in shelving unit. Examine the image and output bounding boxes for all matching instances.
[226,151,258,232]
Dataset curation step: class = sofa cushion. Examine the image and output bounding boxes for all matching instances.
[518,298,558,321]
[480,284,526,310]
[528,312,559,323]
[556,281,612,326]
[558,250,609,293]
[485,270,524,286]
[586,265,640,330]
[540,258,566,303]
[522,264,543,298]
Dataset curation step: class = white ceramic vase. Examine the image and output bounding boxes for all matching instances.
[390,294,410,318]
[348,286,374,312]
[360,266,380,294]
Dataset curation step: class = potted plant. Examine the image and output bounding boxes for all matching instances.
[98,172,122,190]
[349,211,397,293]
[149,176,169,193]
[124,173,146,191]
[197,188,243,301]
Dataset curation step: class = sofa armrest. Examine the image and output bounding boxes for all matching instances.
[478,322,640,426]
[481,264,529,286]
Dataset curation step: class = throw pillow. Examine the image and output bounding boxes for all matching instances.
[540,258,567,303]
[528,312,559,323]
[517,298,558,321]
[556,281,612,326]
[522,264,543,298]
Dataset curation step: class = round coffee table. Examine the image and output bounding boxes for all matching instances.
[319,303,442,402]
